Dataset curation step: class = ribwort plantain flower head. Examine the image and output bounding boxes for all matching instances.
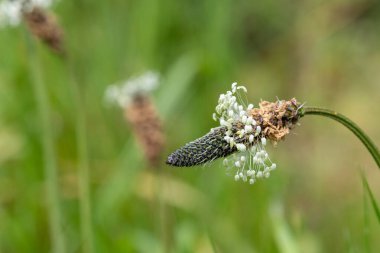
[167,82,303,184]
[105,71,165,167]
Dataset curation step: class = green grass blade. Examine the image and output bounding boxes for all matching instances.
[361,174,380,224]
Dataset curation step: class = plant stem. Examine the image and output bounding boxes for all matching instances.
[156,169,171,253]
[301,106,380,168]
[64,57,94,253]
[26,37,66,252]
[361,173,380,224]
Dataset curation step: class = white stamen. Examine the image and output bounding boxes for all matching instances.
[236,143,246,152]
[241,115,248,124]
[244,125,253,133]
[256,126,261,135]
[237,86,247,92]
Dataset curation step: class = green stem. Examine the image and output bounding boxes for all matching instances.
[26,36,66,252]
[301,106,380,168]
[64,57,94,253]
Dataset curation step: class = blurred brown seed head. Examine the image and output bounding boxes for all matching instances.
[105,72,165,167]
[124,95,165,167]
[23,7,64,55]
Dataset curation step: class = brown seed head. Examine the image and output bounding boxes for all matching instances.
[124,95,165,167]
[23,7,64,55]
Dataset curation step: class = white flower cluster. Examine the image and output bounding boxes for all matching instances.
[0,0,55,28]
[105,71,159,108]
[213,82,277,184]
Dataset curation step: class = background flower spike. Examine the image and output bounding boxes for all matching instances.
[106,71,165,167]
[24,6,65,55]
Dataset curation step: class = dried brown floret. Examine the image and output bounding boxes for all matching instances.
[248,98,301,143]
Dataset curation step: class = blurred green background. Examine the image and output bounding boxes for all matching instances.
[1,0,380,252]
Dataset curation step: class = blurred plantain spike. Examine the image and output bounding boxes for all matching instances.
[105,71,164,167]
[23,7,64,55]
[125,95,165,167]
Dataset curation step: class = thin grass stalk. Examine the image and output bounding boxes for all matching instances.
[302,107,380,168]
[156,168,171,253]
[26,34,66,253]
[64,57,94,253]
[361,173,380,224]
[208,230,219,253]
[362,173,371,253]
